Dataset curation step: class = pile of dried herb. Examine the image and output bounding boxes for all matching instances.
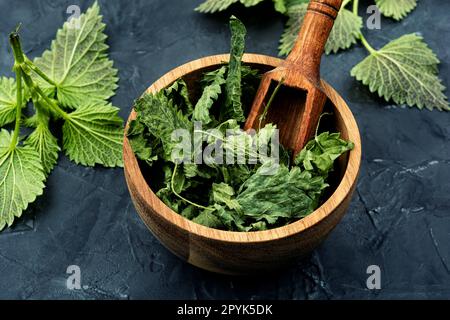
[128,17,354,232]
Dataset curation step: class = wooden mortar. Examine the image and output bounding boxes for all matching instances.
[123,54,361,275]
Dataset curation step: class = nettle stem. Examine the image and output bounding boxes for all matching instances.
[171,163,214,211]
[359,33,376,54]
[10,68,22,151]
[9,30,68,121]
[9,30,25,151]
[21,73,68,120]
[352,0,377,54]
[352,0,359,14]
[258,78,284,131]
[23,58,57,87]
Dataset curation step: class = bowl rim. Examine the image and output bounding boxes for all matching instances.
[124,53,362,244]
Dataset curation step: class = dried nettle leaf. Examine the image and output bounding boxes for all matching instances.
[222,16,246,122]
[193,66,226,125]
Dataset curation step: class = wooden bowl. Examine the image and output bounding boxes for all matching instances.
[123,54,361,275]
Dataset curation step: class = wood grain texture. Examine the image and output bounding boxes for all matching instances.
[244,0,343,156]
[123,54,361,275]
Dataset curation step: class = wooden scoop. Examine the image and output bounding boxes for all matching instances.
[244,0,343,156]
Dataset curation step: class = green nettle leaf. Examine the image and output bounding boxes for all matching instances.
[295,131,354,175]
[165,79,193,115]
[375,0,417,21]
[222,16,246,122]
[0,77,27,127]
[0,130,46,231]
[212,182,241,211]
[181,205,198,220]
[135,92,192,160]
[33,2,118,109]
[279,4,307,56]
[126,120,155,163]
[25,121,60,176]
[284,0,308,7]
[214,204,248,231]
[196,0,239,13]
[273,0,287,13]
[193,66,226,124]
[236,163,328,224]
[195,0,265,13]
[279,4,362,55]
[0,130,10,148]
[240,65,261,113]
[0,2,122,233]
[193,209,223,229]
[241,0,265,6]
[183,163,199,179]
[273,0,308,14]
[326,8,363,54]
[351,34,449,111]
[62,104,124,167]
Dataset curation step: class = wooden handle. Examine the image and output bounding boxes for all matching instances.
[286,0,343,84]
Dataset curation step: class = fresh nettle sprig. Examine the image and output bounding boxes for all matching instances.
[196,0,449,111]
[0,2,123,230]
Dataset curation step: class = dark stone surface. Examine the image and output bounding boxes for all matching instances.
[0,0,449,299]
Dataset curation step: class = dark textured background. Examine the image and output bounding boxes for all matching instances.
[0,0,449,299]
